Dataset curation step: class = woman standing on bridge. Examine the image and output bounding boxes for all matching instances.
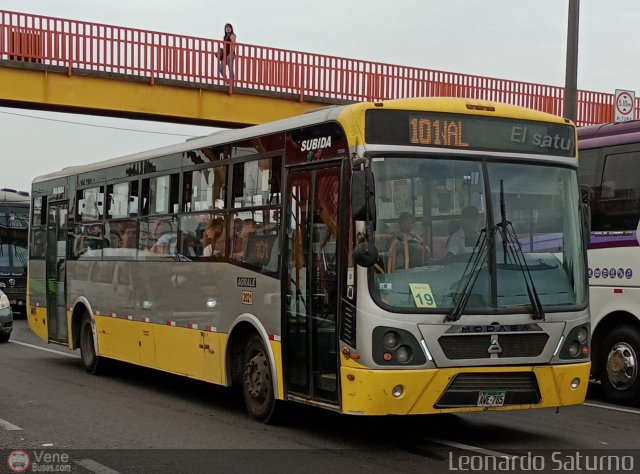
[218,23,236,81]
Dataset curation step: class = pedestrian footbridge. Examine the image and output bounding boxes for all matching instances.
[0,10,622,127]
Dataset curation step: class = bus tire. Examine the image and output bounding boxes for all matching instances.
[0,333,9,343]
[599,325,640,406]
[242,334,279,423]
[80,312,106,375]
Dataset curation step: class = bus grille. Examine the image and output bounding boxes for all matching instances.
[435,372,541,408]
[438,333,549,359]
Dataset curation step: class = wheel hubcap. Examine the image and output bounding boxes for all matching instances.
[606,342,638,391]
[245,351,269,400]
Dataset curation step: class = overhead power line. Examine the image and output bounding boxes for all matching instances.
[0,110,206,138]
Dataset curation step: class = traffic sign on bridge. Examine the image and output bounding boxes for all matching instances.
[615,89,636,122]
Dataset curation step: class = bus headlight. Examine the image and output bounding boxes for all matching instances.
[372,327,426,366]
[559,324,590,360]
[567,342,580,357]
[576,327,588,344]
[396,346,413,363]
[383,331,398,349]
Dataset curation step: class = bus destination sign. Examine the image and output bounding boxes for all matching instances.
[365,110,575,157]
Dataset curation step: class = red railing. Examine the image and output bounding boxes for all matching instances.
[0,9,628,126]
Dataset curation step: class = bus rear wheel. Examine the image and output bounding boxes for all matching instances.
[599,325,640,406]
[242,335,278,423]
[80,313,106,375]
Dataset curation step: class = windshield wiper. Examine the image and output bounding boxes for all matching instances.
[446,226,494,322]
[497,221,545,320]
[497,180,545,320]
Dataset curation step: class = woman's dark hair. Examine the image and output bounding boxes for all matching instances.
[224,23,234,34]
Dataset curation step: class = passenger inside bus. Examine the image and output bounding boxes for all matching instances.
[232,218,258,261]
[386,212,428,272]
[150,220,177,255]
[74,224,109,257]
[202,218,226,257]
[446,205,482,256]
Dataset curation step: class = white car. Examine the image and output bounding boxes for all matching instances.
[0,289,13,342]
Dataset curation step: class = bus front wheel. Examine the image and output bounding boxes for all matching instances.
[599,325,640,405]
[80,313,106,375]
[242,335,278,423]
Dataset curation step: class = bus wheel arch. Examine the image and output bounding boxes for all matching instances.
[592,311,640,405]
[226,321,256,388]
[226,317,281,423]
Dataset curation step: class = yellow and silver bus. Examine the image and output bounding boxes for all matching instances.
[28,97,590,422]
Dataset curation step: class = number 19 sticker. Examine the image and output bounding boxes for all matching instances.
[409,283,437,308]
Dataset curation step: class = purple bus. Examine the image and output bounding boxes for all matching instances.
[578,120,640,406]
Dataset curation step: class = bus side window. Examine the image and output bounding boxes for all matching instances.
[30,229,46,259]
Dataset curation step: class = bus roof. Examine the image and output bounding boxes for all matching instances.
[578,120,640,149]
[0,188,30,204]
[33,97,573,184]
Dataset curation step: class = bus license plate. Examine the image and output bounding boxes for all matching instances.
[477,391,506,407]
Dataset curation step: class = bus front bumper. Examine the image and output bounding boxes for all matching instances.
[340,362,590,415]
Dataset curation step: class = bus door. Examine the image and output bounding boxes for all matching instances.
[45,203,68,343]
[284,163,342,405]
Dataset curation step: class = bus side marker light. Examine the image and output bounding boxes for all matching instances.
[206,297,218,308]
[614,289,623,294]
[383,352,392,361]
[346,374,355,381]
[350,354,360,360]
[581,346,589,356]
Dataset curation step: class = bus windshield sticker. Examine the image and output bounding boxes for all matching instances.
[409,283,437,308]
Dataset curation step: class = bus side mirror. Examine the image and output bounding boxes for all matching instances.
[580,202,591,249]
[351,168,376,222]
[353,237,379,268]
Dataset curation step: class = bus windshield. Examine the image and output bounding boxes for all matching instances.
[370,156,587,313]
[0,206,29,275]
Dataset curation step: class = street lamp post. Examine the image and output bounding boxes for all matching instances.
[564,0,580,123]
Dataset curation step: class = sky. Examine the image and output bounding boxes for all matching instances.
[1,0,639,193]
